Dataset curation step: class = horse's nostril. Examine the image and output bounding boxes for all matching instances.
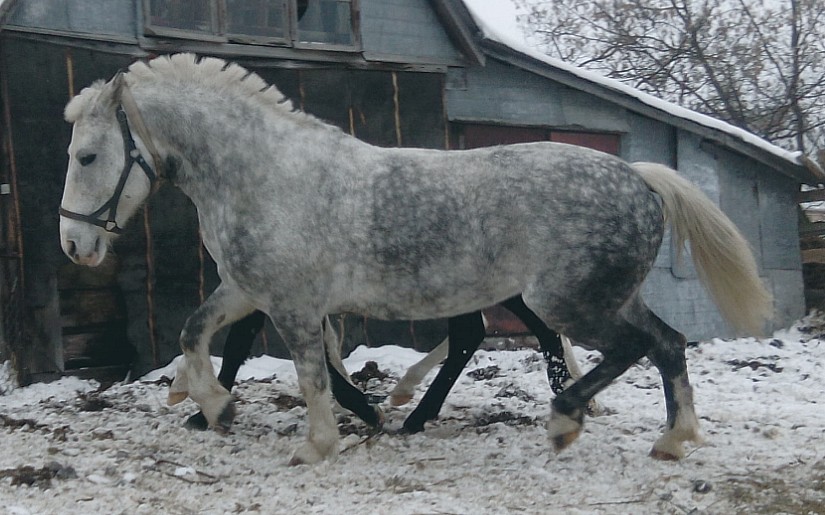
[67,240,78,259]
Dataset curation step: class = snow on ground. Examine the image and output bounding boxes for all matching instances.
[1,315,825,515]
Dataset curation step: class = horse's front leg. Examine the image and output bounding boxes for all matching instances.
[168,284,255,433]
[185,310,267,430]
[273,315,339,465]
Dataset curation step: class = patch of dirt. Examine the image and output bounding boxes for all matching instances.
[267,393,305,410]
[0,414,47,431]
[466,365,500,381]
[473,410,536,427]
[350,361,389,387]
[712,472,825,515]
[76,392,114,412]
[725,359,784,373]
[0,462,77,489]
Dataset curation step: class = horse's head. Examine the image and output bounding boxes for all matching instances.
[60,72,159,266]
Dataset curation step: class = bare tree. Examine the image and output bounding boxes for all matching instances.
[515,0,825,152]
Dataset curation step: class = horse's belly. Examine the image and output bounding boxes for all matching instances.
[339,258,529,320]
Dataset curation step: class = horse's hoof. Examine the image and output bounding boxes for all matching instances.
[288,441,338,466]
[184,412,210,431]
[372,406,386,429]
[389,393,413,407]
[649,447,682,461]
[212,401,236,434]
[401,418,426,435]
[547,407,584,452]
[551,430,580,452]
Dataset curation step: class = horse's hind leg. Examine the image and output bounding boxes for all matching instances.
[640,311,702,460]
[185,310,267,430]
[500,296,570,395]
[501,297,604,416]
[402,310,486,433]
[547,319,657,452]
[389,338,449,406]
[323,317,384,428]
[548,303,701,459]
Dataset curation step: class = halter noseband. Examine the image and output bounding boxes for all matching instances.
[59,88,161,235]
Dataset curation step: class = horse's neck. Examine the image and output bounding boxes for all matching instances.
[135,86,313,205]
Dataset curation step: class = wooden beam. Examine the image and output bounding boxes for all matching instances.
[800,221,825,237]
[798,188,825,203]
[802,248,825,264]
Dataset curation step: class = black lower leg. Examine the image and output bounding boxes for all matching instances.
[552,330,651,421]
[647,334,689,431]
[327,358,381,427]
[185,310,266,430]
[501,295,570,394]
[402,310,486,433]
[217,311,267,391]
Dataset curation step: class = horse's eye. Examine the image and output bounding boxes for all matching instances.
[78,154,97,166]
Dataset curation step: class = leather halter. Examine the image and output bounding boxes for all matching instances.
[59,86,162,235]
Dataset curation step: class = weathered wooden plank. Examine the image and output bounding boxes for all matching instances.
[800,222,825,237]
[798,188,825,203]
[802,248,825,263]
[360,0,463,64]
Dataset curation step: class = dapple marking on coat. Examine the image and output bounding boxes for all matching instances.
[59,53,771,465]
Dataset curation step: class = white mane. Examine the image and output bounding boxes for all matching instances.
[66,53,316,125]
[126,54,305,120]
[64,80,105,123]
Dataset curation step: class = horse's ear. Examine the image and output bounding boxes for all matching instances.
[99,71,126,111]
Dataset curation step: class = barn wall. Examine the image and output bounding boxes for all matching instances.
[446,59,629,132]
[641,131,730,339]
[1,39,142,381]
[717,147,805,330]
[621,113,677,271]
[360,0,462,64]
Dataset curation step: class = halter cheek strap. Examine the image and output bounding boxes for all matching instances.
[59,86,163,235]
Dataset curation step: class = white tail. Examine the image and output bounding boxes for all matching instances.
[632,162,772,336]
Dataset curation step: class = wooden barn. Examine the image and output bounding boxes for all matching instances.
[0,0,819,383]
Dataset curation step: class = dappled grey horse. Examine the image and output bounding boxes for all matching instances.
[59,54,771,465]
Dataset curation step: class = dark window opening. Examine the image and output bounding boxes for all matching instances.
[147,0,218,34]
[227,0,288,40]
[145,0,358,50]
[296,0,355,47]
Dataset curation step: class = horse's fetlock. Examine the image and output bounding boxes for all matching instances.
[551,395,586,422]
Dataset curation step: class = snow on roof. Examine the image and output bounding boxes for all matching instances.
[461,0,803,167]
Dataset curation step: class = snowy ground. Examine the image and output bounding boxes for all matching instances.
[1,315,824,515]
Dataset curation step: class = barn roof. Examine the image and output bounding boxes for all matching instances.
[441,0,819,184]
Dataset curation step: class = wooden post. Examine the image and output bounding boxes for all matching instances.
[143,205,159,368]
